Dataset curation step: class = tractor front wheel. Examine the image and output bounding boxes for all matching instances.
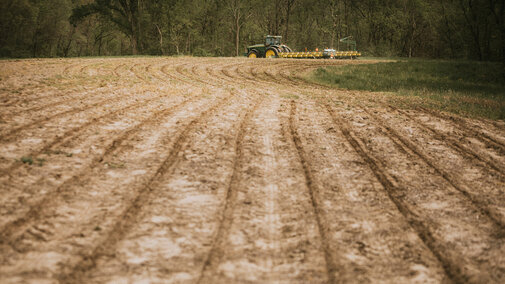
[247,50,259,58]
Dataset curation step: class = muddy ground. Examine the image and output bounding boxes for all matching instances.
[0,57,504,283]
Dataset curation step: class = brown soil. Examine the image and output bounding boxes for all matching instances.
[1,57,504,283]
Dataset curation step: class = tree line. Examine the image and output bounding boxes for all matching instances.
[1,0,504,61]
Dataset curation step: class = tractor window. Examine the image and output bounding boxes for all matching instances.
[265,37,281,46]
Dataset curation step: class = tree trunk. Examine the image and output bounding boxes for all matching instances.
[460,0,483,60]
[489,0,505,61]
[502,32,505,62]
[131,35,138,55]
[32,31,38,57]
[235,16,240,56]
[283,0,295,43]
[284,8,290,43]
[128,8,138,55]
[63,26,75,57]
[441,1,456,57]
[275,0,280,35]
[155,24,164,55]
[137,0,142,52]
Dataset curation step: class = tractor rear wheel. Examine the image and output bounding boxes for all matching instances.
[247,50,259,58]
[265,48,278,58]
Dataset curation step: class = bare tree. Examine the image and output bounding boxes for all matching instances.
[283,0,296,43]
[488,0,505,61]
[227,0,252,56]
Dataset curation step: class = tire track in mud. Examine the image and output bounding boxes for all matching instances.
[197,95,263,283]
[276,63,331,90]
[0,93,50,109]
[229,65,257,84]
[0,95,201,245]
[393,108,505,179]
[248,64,277,83]
[58,62,93,77]
[6,95,85,117]
[76,62,110,79]
[361,107,505,228]
[144,63,165,82]
[216,61,309,95]
[160,63,200,86]
[0,84,81,108]
[233,64,278,88]
[78,92,253,283]
[201,62,255,89]
[219,63,247,83]
[62,63,79,74]
[174,61,219,87]
[490,120,505,131]
[294,100,448,282]
[243,61,328,92]
[188,64,221,87]
[259,62,303,84]
[57,92,236,283]
[244,65,271,83]
[4,84,125,118]
[324,104,462,283]
[1,60,146,116]
[130,63,153,83]
[274,59,373,89]
[325,104,505,284]
[418,107,505,153]
[237,63,296,88]
[287,100,337,283]
[220,62,280,88]
[263,68,281,85]
[112,63,126,77]
[197,95,331,283]
[0,90,177,177]
[144,63,172,83]
[277,66,307,86]
[0,76,113,112]
[255,62,310,86]
[78,63,92,75]
[204,64,238,85]
[145,60,179,83]
[0,88,132,143]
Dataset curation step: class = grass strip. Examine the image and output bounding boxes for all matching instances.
[306,59,505,120]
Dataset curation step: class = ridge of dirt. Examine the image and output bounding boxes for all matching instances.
[58,92,236,283]
[324,104,466,283]
[288,100,337,283]
[197,95,263,282]
[361,107,505,228]
[0,94,201,239]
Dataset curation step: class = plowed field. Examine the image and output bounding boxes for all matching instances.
[1,57,505,283]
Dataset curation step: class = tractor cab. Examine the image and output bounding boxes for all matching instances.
[265,35,282,46]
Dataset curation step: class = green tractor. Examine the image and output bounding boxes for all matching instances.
[246,35,292,58]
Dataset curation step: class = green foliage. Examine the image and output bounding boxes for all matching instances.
[0,0,504,60]
[308,60,505,119]
[20,156,33,165]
